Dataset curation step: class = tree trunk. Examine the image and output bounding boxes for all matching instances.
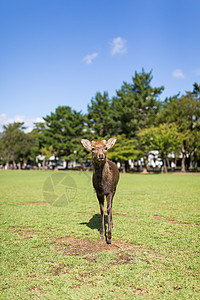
[23,159,27,169]
[181,155,186,172]
[162,156,167,173]
[142,167,148,174]
[142,153,149,173]
[43,157,46,170]
[167,159,170,168]
[181,145,186,173]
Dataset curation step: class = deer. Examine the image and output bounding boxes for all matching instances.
[81,138,119,244]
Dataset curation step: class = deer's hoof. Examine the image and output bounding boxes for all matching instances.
[107,238,112,244]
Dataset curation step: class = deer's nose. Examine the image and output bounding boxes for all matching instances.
[98,154,104,159]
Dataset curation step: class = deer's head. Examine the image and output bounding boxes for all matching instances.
[81,138,116,164]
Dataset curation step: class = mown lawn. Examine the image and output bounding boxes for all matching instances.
[0,170,199,299]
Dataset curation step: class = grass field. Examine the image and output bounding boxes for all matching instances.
[0,170,200,299]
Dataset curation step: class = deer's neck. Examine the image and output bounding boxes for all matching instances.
[92,160,109,178]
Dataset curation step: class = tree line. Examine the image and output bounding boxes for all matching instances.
[0,69,200,172]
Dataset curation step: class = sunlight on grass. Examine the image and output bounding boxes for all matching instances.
[0,170,199,299]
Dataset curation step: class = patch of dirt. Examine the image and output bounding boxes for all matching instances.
[8,226,40,240]
[111,251,135,265]
[53,236,162,267]
[54,236,133,256]
[153,216,165,221]
[51,263,69,276]
[152,216,199,226]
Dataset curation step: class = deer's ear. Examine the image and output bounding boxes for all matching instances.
[81,139,92,151]
[106,137,117,149]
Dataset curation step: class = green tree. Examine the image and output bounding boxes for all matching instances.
[108,134,139,172]
[40,145,54,169]
[193,82,200,95]
[87,92,114,138]
[111,69,164,137]
[0,123,33,169]
[137,130,154,173]
[191,83,200,169]
[158,86,200,171]
[29,122,46,165]
[41,106,85,168]
[139,123,185,173]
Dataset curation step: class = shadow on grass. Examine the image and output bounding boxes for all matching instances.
[80,214,108,239]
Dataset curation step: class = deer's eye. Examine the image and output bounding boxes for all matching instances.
[92,147,95,151]
[105,147,107,150]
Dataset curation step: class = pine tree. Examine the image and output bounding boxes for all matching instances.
[111,69,164,137]
[40,106,85,168]
[87,91,114,139]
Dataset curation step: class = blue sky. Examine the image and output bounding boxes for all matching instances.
[0,0,200,131]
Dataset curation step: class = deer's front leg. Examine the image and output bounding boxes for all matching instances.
[97,195,105,240]
[106,193,113,244]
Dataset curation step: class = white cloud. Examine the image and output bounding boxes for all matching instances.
[172,69,185,79]
[0,113,44,133]
[82,52,99,64]
[110,37,127,56]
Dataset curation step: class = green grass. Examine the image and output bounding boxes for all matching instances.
[0,170,199,299]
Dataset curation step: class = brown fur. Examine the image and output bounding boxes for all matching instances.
[81,138,119,244]
[93,160,119,196]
